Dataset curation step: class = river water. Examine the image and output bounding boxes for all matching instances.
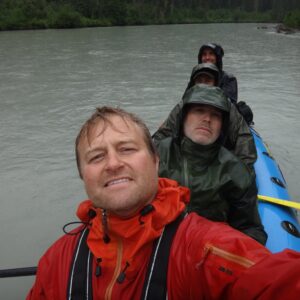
[0,23,299,298]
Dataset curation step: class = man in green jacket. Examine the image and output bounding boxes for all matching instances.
[153,63,257,173]
[156,84,267,245]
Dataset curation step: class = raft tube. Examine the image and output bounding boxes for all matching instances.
[252,128,300,252]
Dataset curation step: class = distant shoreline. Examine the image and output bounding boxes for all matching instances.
[0,4,299,32]
[0,21,298,33]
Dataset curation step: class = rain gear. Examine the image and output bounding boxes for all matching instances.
[156,85,266,245]
[198,43,238,103]
[186,63,220,90]
[26,178,300,300]
[152,78,257,172]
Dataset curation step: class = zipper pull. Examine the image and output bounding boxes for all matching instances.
[117,261,130,283]
[95,258,102,277]
[196,245,211,269]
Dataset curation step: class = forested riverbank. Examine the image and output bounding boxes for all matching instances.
[0,0,299,30]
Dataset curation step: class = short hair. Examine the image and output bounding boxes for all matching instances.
[75,106,157,178]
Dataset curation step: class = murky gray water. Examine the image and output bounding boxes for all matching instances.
[0,23,299,299]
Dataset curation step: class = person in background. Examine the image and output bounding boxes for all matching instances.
[189,63,218,86]
[198,42,254,124]
[156,84,266,245]
[27,106,300,300]
[198,42,238,103]
[152,63,257,173]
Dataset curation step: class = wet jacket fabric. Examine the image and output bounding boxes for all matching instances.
[26,178,300,300]
[219,70,238,103]
[152,92,257,173]
[158,136,265,244]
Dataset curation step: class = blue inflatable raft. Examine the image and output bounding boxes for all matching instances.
[252,128,300,252]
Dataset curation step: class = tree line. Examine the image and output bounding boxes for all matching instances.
[0,0,299,30]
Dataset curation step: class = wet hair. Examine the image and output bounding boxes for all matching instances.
[75,106,157,178]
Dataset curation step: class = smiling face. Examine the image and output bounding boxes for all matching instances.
[77,114,159,218]
[183,104,222,145]
[201,48,217,65]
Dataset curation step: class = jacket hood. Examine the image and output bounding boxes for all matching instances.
[76,178,189,277]
[175,84,230,142]
[198,43,224,71]
[183,84,230,113]
[186,63,220,90]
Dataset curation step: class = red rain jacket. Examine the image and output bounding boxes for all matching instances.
[27,178,300,300]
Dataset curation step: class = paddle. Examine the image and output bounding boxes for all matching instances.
[0,266,37,278]
[258,194,300,210]
[1,195,299,279]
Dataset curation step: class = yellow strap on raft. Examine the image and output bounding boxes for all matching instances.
[258,194,300,210]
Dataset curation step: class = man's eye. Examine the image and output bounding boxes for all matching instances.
[89,154,104,162]
[120,147,136,153]
[213,113,222,118]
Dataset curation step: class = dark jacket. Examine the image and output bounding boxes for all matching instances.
[220,70,238,103]
[156,85,267,245]
[197,43,238,103]
[186,66,238,104]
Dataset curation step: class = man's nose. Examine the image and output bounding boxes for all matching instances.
[105,152,124,171]
[202,112,211,122]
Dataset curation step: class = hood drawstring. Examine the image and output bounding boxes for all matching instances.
[102,209,111,243]
[138,204,154,225]
[117,261,130,283]
[62,208,97,235]
[95,257,102,277]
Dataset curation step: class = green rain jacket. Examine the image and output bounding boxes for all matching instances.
[153,89,257,174]
[156,85,267,245]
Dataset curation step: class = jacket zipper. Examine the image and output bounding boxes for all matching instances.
[183,156,189,188]
[203,244,255,268]
[104,238,123,300]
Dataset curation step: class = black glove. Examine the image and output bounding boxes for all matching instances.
[237,101,254,125]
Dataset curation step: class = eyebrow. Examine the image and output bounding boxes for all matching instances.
[85,140,138,155]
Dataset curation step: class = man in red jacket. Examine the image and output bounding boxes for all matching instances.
[27,106,300,300]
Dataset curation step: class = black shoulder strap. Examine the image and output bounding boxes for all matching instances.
[141,212,186,300]
[66,212,185,300]
[67,227,93,300]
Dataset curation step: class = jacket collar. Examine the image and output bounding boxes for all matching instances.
[76,178,189,271]
[181,136,220,166]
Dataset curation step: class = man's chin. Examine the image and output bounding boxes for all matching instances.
[193,136,211,145]
[109,204,139,218]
